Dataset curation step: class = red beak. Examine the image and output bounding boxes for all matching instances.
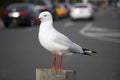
[34,18,41,22]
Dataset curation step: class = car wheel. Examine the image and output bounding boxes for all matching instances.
[51,11,59,21]
[70,17,76,21]
[4,22,10,28]
[27,19,34,26]
[53,13,59,21]
[89,17,94,20]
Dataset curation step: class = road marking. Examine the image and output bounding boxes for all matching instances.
[80,22,120,43]
[84,32,120,37]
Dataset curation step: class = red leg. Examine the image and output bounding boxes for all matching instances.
[53,54,56,68]
[59,55,62,70]
[50,54,63,70]
[50,54,57,70]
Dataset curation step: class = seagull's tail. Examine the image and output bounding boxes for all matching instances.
[82,48,97,56]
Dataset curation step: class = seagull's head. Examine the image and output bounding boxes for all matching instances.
[34,11,53,22]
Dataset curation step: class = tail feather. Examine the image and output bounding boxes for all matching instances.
[68,48,96,56]
[82,48,96,56]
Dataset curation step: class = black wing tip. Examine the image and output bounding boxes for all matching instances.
[83,48,97,53]
[83,52,92,56]
[92,50,97,54]
[83,50,97,56]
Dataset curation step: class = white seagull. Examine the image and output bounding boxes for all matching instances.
[34,11,96,70]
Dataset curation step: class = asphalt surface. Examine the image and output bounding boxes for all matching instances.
[0,7,120,80]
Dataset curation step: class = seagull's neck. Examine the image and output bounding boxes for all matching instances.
[39,20,54,32]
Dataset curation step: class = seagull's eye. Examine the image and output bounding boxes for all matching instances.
[44,15,47,17]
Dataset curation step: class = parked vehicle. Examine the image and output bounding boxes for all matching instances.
[55,3,73,16]
[117,0,120,7]
[69,3,95,20]
[33,0,52,11]
[33,0,58,20]
[54,3,68,18]
[2,3,41,27]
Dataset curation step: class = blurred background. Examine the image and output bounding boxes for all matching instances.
[0,0,120,80]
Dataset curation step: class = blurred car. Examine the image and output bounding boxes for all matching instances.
[2,3,41,27]
[69,3,95,20]
[54,3,68,18]
[93,4,98,12]
[33,0,58,20]
[55,3,73,17]
[33,0,52,11]
[117,0,120,7]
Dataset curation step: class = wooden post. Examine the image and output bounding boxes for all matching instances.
[36,68,76,80]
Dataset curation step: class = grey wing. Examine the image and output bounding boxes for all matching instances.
[54,33,84,54]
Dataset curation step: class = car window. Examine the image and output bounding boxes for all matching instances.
[34,1,45,5]
[7,4,29,11]
[74,5,88,8]
[33,0,52,8]
[45,1,52,8]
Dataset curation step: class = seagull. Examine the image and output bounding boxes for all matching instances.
[34,11,96,70]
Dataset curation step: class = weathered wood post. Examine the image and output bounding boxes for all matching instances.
[36,68,76,80]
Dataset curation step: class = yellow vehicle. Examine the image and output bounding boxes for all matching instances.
[54,4,67,18]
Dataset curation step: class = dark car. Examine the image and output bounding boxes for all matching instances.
[1,3,40,27]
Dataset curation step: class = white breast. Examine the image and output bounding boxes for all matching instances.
[38,23,68,53]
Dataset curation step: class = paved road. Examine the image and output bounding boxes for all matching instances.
[0,7,120,80]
